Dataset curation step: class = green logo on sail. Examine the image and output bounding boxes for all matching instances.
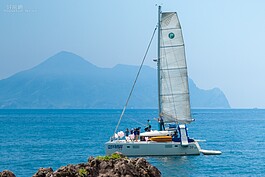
[168,32,175,39]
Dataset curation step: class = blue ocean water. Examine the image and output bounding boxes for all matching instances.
[0,109,265,177]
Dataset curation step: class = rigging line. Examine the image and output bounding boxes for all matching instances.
[113,26,158,137]
[127,117,146,126]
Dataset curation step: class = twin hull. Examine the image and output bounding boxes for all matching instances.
[105,140,201,156]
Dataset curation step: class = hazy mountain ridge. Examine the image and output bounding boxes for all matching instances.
[0,51,230,109]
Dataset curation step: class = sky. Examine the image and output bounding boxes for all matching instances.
[0,0,265,108]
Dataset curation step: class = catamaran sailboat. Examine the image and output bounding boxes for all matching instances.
[105,6,221,156]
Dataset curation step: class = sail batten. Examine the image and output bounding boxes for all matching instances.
[160,67,187,71]
[160,45,184,48]
[159,12,192,124]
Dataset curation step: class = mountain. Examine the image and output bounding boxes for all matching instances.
[0,51,230,109]
[189,79,230,108]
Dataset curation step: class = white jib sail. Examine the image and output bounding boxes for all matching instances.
[159,12,192,124]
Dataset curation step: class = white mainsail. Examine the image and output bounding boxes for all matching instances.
[159,12,192,124]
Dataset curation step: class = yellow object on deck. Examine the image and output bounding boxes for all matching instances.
[150,136,172,142]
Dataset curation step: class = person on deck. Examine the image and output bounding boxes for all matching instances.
[133,128,137,141]
[160,113,165,131]
[134,128,140,141]
[157,117,162,131]
[145,120,151,132]
[125,128,129,137]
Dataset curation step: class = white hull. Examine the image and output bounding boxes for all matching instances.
[105,140,201,156]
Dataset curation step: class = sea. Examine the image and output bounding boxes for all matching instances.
[1,109,265,177]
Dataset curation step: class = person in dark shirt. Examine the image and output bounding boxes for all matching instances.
[160,113,165,131]
[145,120,151,132]
[125,128,129,137]
[134,128,140,141]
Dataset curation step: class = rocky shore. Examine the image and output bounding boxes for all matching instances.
[1,153,161,177]
[0,170,16,177]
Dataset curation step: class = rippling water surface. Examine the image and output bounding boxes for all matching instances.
[0,109,265,176]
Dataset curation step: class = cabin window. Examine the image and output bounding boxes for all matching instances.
[165,145,172,148]
[133,145,140,149]
[127,146,130,148]
[174,145,178,147]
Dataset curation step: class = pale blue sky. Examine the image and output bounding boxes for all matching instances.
[1,0,265,108]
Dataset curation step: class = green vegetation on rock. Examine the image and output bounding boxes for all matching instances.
[96,153,126,161]
[78,168,88,177]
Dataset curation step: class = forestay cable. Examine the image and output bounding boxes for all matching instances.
[113,26,157,137]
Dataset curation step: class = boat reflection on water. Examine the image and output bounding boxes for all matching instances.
[146,156,198,176]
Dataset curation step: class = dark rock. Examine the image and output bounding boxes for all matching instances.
[0,170,16,177]
[32,168,53,177]
[32,154,161,177]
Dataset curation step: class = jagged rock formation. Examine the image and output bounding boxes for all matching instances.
[0,170,16,177]
[32,156,161,177]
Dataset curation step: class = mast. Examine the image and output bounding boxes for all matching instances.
[157,5,162,115]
